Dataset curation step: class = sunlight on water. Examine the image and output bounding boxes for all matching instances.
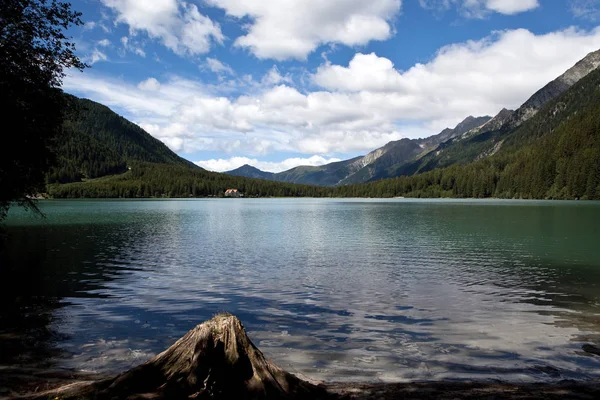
[1,199,600,383]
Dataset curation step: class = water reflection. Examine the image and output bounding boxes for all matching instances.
[1,199,600,383]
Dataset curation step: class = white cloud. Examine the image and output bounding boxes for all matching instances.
[313,27,600,121]
[120,35,147,57]
[194,156,343,173]
[64,27,600,159]
[260,66,293,86]
[484,0,539,14]
[420,0,539,17]
[84,21,97,31]
[204,57,234,75]
[87,49,108,64]
[206,0,401,60]
[97,39,111,47]
[570,0,600,20]
[138,77,161,91]
[101,0,223,56]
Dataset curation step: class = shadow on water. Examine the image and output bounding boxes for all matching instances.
[0,223,135,369]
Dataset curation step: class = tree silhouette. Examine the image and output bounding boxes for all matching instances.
[0,0,87,220]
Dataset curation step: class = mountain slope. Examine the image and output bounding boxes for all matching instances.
[225,157,363,186]
[417,116,493,149]
[376,49,600,181]
[226,164,275,180]
[223,116,491,186]
[330,61,600,199]
[47,96,336,198]
[47,96,198,184]
[274,157,362,186]
[507,48,600,128]
[47,62,600,200]
[339,115,492,185]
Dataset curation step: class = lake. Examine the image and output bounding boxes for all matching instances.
[1,198,600,383]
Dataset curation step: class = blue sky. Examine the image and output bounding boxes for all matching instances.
[64,0,600,172]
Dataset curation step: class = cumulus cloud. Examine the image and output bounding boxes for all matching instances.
[420,0,539,17]
[206,0,401,60]
[138,77,161,91]
[493,0,539,14]
[194,155,343,173]
[64,27,600,159]
[97,39,111,47]
[313,27,600,120]
[101,0,223,56]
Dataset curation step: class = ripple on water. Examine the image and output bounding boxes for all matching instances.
[1,199,600,382]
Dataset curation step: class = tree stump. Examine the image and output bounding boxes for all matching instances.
[24,314,330,399]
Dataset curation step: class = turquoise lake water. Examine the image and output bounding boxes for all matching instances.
[1,198,600,382]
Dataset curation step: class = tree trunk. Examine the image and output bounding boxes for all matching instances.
[25,314,330,400]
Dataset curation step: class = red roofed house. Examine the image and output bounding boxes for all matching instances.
[224,188,242,198]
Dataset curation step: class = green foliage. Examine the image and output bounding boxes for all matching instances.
[47,96,195,184]
[0,0,86,219]
[46,58,600,201]
[48,163,332,198]
[330,68,600,200]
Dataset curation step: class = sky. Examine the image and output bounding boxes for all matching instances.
[64,0,600,172]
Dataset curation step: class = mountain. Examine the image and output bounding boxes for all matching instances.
[223,116,491,186]
[274,157,363,186]
[226,164,275,180]
[48,49,600,200]
[48,96,198,184]
[225,157,364,186]
[506,49,600,129]
[372,49,600,181]
[46,96,332,198]
[228,50,600,188]
[49,62,600,200]
[338,115,492,185]
[417,115,493,149]
[329,60,600,200]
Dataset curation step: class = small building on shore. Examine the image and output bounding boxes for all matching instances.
[224,188,242,198]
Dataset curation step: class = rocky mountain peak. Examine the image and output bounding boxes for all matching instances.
[559,49,600,86]
[507,49,600,128]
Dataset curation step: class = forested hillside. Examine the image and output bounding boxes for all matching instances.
[370,49,600,182]
[48,162,330,198]
[48,62,600,200]
[47,96,196,184]
[330,66,600,200]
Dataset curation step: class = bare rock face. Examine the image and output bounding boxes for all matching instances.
[506,49,600,128]
[25,314,329,400]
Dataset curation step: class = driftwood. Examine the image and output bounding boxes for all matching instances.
[22,314,329,400]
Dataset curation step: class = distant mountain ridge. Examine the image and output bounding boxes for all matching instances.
[226,164,275,180]
[226,49,600,187]
[225,115,492,186]
[385,49,600,178]
[507,49,600,129]
[47,49,600,200]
